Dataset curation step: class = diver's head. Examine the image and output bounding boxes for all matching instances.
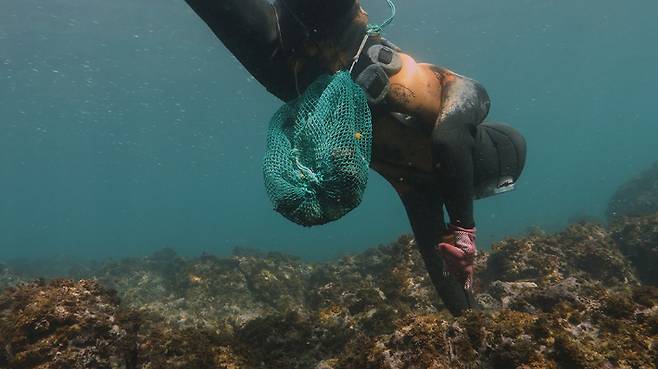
[473,123,527,199]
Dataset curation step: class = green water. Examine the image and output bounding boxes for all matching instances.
[1,0,657,261]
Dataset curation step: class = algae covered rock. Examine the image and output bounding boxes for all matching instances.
[1,216,658,369]
[94,247,189,304]
[481,223,638,288]
[88,236,439,334]
[338,314,473,369]
[134,314,244,369]
[0,279,251,369]
[611,212,658,287]
[232,251,312,312]
[308,236,439,316]
[232,311,346,369]
[607,162,658,222]
[0,279,136,369]
[334,284,658,369]
[465,220,657,369]
[93,248,312,329]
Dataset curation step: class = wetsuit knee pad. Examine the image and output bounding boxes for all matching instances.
[473,123,527,199]
[367,44,402,74]
[356,64,390,104]
[355,44,403,104]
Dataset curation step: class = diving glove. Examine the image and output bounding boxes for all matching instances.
[437,224,477,290]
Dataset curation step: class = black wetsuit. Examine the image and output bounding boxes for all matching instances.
[184,0,364,101]
[184,0,485,225]
[184,0,489,315]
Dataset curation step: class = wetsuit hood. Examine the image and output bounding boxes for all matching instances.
[473,123,527,199]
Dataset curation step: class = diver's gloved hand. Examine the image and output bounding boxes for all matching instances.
[437,225,477,290]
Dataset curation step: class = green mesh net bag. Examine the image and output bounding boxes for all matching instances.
[263,71,373,227]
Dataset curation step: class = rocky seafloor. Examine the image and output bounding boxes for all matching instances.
[1,165,657,369]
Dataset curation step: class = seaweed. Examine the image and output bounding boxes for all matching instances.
[0,206,657,368]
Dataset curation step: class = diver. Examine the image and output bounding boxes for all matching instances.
[183,0,526,316]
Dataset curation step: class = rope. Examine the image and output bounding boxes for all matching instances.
[348,0,397,72]
[349,34,370,73]
[367,0,397,36]
[291,149,321,185]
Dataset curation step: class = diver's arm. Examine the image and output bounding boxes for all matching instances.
[396,184,477,316]
[433,123,476,228]
[384,56,489,227]
[431,68,490,228]
[427,71,489,291]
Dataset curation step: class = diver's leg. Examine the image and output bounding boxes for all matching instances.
[184,0,295,99]
[397,185,477,316]
[279,0,358,29]
[184,0,278,67]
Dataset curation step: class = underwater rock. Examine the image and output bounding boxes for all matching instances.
[87,236,439,332]
[94,250,267,329]
[339,314,472,369]
[487,280,538,308]
[91,248,314,330]
[611,212,658,287]
[1,220,657,368]
[307,236,439,316]
[480,223,638,288]
[95,247,189,301]
[335,284,658,369]
[133,313,244,369]
[231,311,348,369]
[232,251,312,312]
[2,275,656,369]
[607,162,658,222]
[0,279,136,369]
[0,279,252,369]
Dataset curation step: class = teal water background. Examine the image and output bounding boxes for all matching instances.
[1,0,657,261]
